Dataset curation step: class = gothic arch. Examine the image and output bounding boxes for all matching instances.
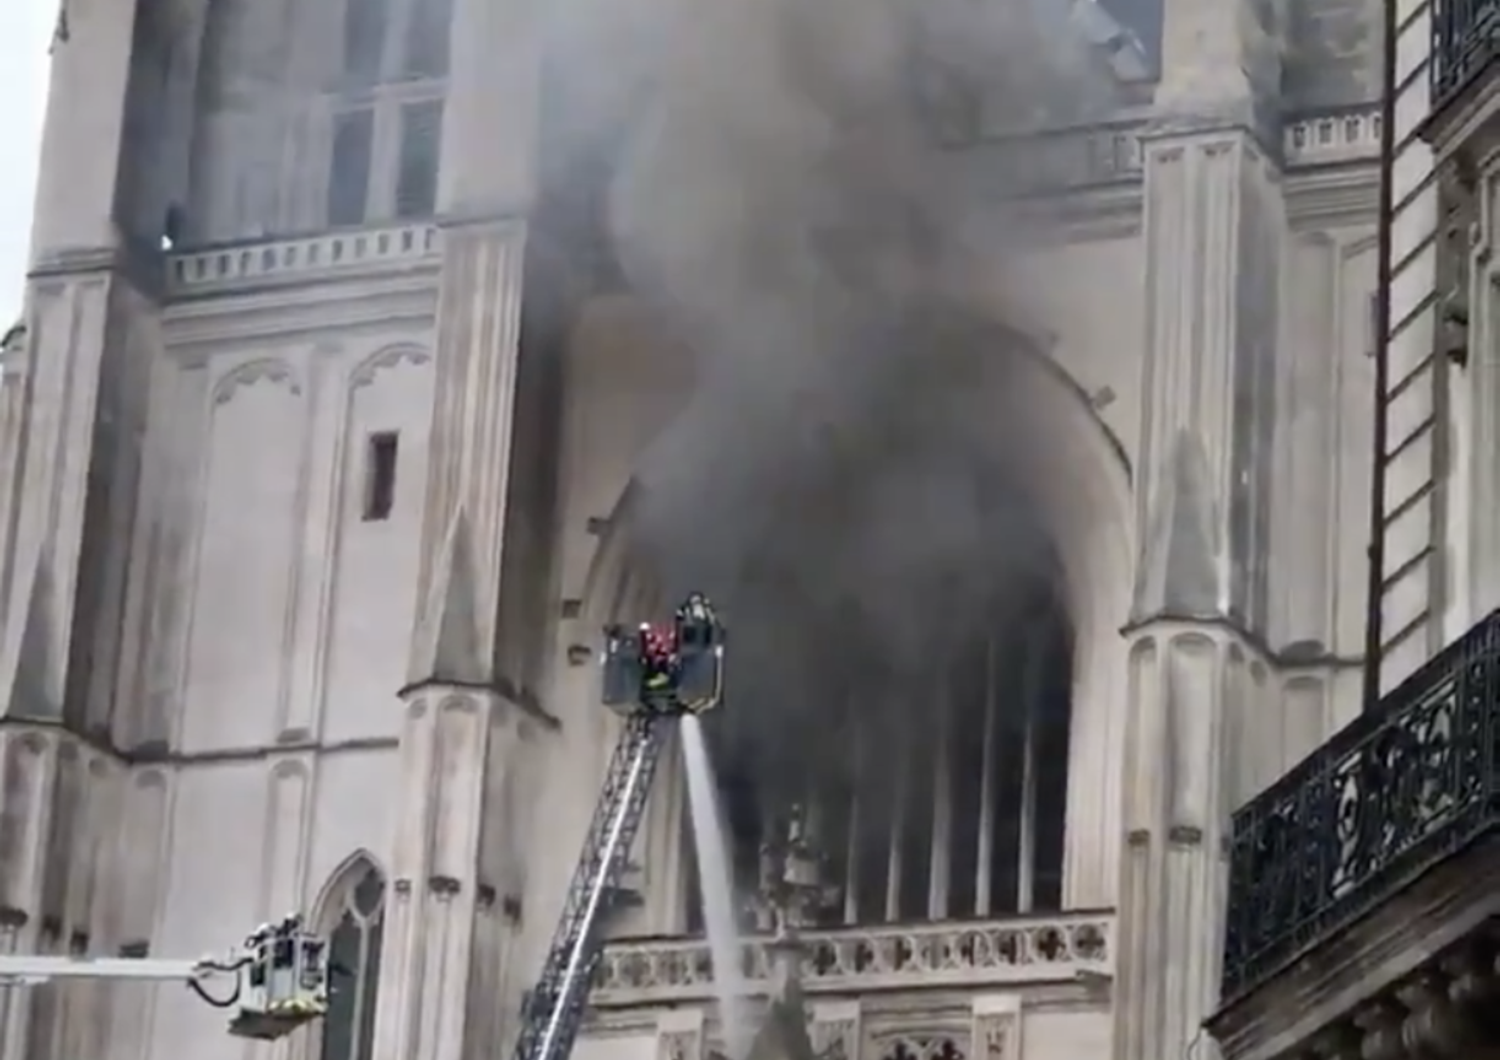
[309,851,387,1060]
[576,328,1133,647]
[311,849,388,923]
[571,325,1135,920]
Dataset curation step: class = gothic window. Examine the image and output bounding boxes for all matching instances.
[317,858,387,1060]
[403,0,455,79]
[328,109,376,227]
[395,101,444,219]
[684,574,1074,932]
[323,0,450,227]
[1096,0,1163,71]
[341,0,390,89]
[362,432,400,521]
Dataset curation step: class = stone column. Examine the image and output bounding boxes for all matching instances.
[1114,623,1264,1060]
[374,687,518,1060]
[29,0,142,254]
[379,0,568,1046]
[0,12,159,1060]
[373,513,536,1060]
[1134,134,1283,634]
[1115,0,1288,1048]
[1,0,160,732]
[409,223,527,651]
[0,272,154,984]
[436,0,540,219]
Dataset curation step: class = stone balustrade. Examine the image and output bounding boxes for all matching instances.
[166,223,440,295]
[592,911,1113,1006]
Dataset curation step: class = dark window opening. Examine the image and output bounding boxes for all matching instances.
[320,862,385,1060]
[395,100,443,219]
[328,109,374,227]
[682,581,1073,932]
[362,432,399,522]
[342,0,390,86]
[403,0,453,78]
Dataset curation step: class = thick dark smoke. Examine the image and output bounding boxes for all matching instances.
[542,0,1121,824]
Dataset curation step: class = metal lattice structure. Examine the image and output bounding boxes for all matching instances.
[512,713,667,1060]
[1219,611,1500,1001]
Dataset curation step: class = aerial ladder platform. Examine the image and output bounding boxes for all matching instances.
[0,914,331,1040]
[512,593,726,1060]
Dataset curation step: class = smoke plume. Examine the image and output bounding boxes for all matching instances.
[542,0,1119,796]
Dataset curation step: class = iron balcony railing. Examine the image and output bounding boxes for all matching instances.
[1220,611,1500,1002]
[1432,0,1500,115]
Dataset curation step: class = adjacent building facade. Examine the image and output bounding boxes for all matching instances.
[0,0,1392,1059]
[1208,3,1500,1060]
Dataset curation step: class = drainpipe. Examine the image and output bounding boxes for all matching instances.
[1363,0,1400,713]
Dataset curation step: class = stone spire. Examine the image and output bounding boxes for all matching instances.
[743,935,817,1060]
[723,805,842,1060]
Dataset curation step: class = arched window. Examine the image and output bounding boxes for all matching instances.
[683,567,1074,930]
[317,857,387,1060]
[324,0,453,227]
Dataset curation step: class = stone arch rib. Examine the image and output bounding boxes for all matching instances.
[311,849,387,929]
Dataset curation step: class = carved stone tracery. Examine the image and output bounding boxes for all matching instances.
[874,1035,964,1060]
[594,914,1112,1004]
[811,1019,859,1060]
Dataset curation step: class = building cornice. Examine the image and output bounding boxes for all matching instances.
[162,271,440,355]
[27,235,168,302]
[1284,161,1381,227]
[142,104,1384,315]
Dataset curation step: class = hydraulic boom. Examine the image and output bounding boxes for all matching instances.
[512,594,726,1060]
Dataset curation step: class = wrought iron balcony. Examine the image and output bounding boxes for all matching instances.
[1219,611,1500,1002]
[1432,0,1500,115]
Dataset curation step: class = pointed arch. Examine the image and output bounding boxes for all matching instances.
[310,851,387,1060]
[311,849,388,916]
[568,319,1136,924]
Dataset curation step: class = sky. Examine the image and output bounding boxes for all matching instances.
[0,0,56,328]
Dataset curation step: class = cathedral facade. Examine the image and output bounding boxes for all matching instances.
[0,0,1390,1058]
